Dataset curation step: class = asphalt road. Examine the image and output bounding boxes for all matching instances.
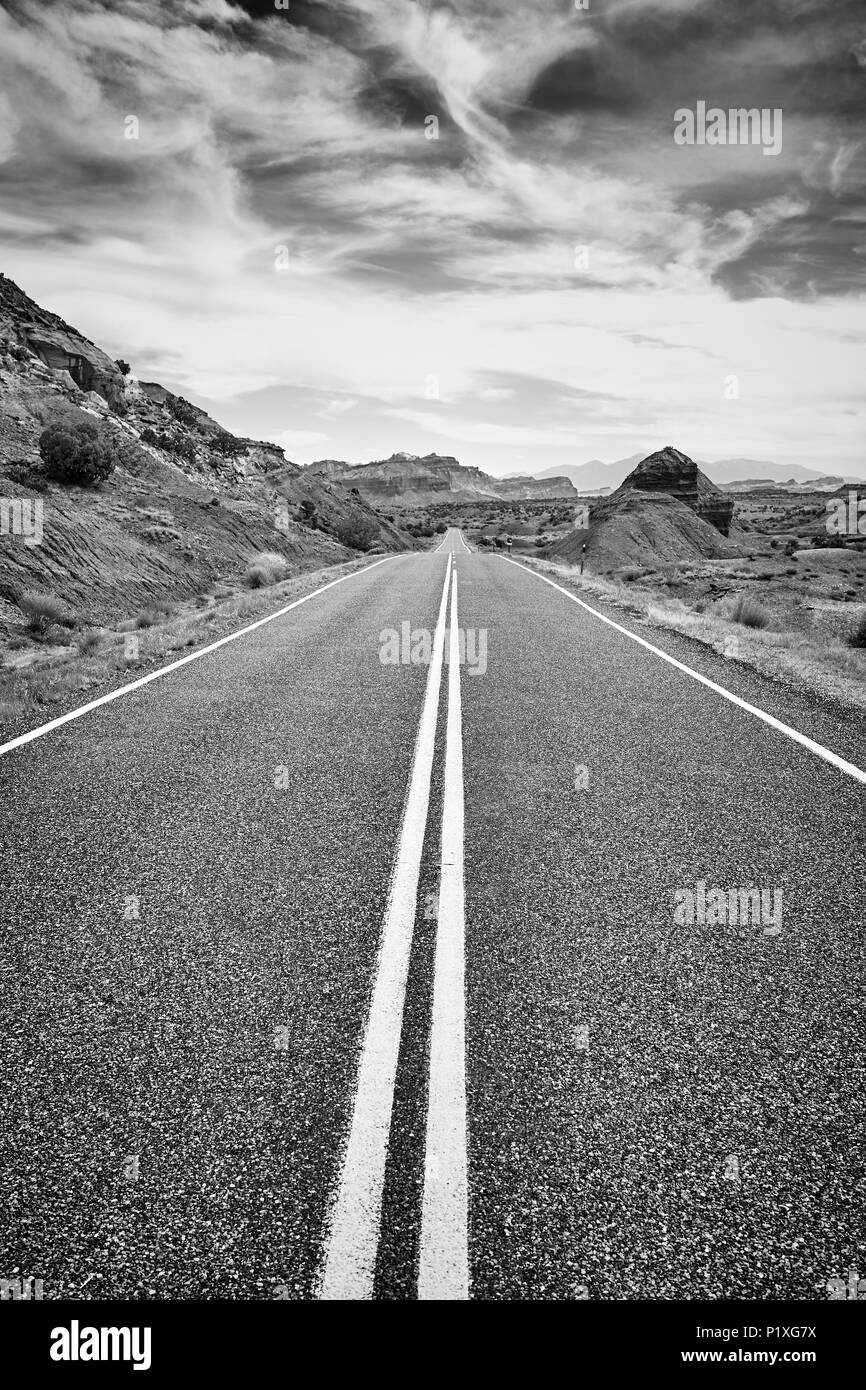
[1,526,864,1300]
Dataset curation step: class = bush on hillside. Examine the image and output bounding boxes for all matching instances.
[245,551,289,588]
[332,515,378,551]
[39,419,117,484]
[210,430,246,457]
[18,590,76,635]
[168,396,200,427]
[849,614,866,649]
[730,594,771,629]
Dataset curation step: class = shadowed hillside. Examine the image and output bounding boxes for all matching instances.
[0,274,409,628]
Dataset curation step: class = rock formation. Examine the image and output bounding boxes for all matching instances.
[305,452,576,504]
[0,274,128,412]
[0,273,409,623]
[550,446,741,571]
[620,446,734,535]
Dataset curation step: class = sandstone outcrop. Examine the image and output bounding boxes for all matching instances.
[306,452,576,504]
[0,273,409,624]
[550,445,741,571]
[0,273,128,412]
[620,446,734,535]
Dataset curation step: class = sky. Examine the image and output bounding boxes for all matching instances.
[0,0,864,477]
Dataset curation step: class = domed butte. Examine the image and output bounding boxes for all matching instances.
[619,445,734,535]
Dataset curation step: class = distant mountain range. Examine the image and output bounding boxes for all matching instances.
[535,455,864,491]
[307,450,862,506]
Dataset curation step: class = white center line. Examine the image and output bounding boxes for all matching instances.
[502,555,866,786]
[419,554,469,1300]
[319,559,452,1300]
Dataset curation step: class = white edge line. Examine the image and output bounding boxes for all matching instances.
[0,556,394,759]
[419,555,469,1300]
[319,558,452,1300]
[434,529,471,555]
[502,556,866,786]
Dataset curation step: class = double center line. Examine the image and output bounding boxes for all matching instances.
[319,554,468,1300]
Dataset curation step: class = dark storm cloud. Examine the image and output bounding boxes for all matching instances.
[3,0,863,306]
[716,201,866,300]
[0,0,863,472]
[523,46,641,115]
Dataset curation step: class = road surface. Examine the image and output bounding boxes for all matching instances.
[1,527,864,1300]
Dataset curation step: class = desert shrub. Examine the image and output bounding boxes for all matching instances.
[38,419,116,484]
[210,430,246,457]
[171,434,197,464]
[116,359,131,376]
[78,630,101,655]
[4,462,48,491]
[730,594,771,629]
[1,336,28,363]
[848,614,866,649]
[298,498,317,526]
[143,428,195,462]
[332,515,378,551]
[245,551,289,588]
[135,603,173,629]
[18,590,75,634]
[169,396,200,426]
[140,524,182,545]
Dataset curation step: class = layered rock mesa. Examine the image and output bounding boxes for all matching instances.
[305,452,577,504]
[550,445,740,571]
[622,446,734,535]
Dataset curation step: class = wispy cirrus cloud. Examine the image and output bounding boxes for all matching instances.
[0,0,863,474]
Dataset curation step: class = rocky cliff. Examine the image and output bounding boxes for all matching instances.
[306,452,576,505]
[0,274,128,412]
[0,275,409,624]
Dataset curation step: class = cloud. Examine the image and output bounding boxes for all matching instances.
[269,428,329,451]
[0,0,863,474]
